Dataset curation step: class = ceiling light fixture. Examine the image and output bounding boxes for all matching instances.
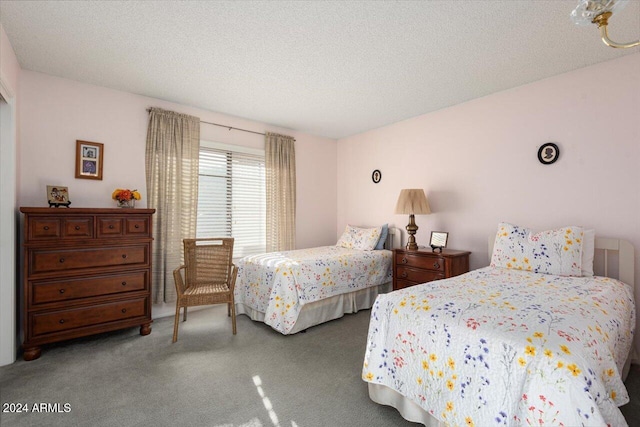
[571,0,640,48]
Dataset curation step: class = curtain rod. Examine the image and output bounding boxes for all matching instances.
[146,108,295,140]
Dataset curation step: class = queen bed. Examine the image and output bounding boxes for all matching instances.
[363,224,636,427]
[234,225,400,334]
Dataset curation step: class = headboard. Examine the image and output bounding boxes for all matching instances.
[386,227,401,250]
[488,235,635,286]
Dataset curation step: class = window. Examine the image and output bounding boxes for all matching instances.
[197,141,266,258]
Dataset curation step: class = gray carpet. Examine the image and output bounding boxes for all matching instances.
[1,307,639,427]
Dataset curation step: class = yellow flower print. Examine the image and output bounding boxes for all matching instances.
[557,361,564,368]
[506,263,513,268]
[447,357,455,370]
[393,308,398,315]
[365,372,374,381]
[446,380,454,390]
[518,357,526,367]
[560,345,571,355]
[429,353,437,362]
[465,416,475,427]
[422,360,429,370]
[563,246,569,251]
[533,332,544,338]
[606,368,615,377]
[566,228,572,234]
[526,337,533,343]
[524,257,530,264]
[417,377,423,385]
[544,349,553,358]
[437,370,444,378]
[566,239,573,245]
[399,300,407,307]
[511,257,517,262]
[567,363,581,376]
[525,346,536,357]
[611,391,617,399]
[446,401,454,412]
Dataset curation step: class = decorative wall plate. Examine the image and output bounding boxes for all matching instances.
[538,143,560,165]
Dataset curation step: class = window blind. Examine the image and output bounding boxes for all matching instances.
[197,144,266,258]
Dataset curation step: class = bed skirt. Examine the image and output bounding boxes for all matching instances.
[235,281,392,334]
[368,383,444,426]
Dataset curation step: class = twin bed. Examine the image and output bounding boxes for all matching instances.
[234,225,400,334]
[364,224,636,426]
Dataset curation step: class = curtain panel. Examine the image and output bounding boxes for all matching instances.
[145,107,200,303]
[265,132,296,252]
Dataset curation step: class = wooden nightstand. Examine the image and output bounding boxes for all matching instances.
[393,248,471,290]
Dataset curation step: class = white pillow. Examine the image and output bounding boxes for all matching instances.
[581,229,595,277]
[336,225,382,251]
[490,223,584,277]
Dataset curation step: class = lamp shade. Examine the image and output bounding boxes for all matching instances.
[394,189,431,215]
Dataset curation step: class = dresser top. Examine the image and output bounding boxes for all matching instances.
[20,207,156,214]
[394,248,471,257]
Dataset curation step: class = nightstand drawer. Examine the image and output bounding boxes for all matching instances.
[396,253,445,272]
[396,266,444,284]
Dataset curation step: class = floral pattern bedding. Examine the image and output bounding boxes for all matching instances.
[362,267,635,427]
[235,246,392,334]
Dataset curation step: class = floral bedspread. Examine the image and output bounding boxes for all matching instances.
[362,267,635,427]
[235,246,392,334]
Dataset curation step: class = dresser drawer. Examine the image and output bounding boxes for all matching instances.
[396,266,444,284]
[30,245,149,275]
[31,298,147,336]
[395,253,445,272]
[29,218,62,239]
[31,271,148,305]
[125,218,150,236]
[97,218,124,237]
[63,218,93,238]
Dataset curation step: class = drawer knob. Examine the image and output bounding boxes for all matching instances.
[75,226,80,230]
[121,281,127,286]
[122,254,128,259]
[59,289,65,294]
[59,258,65,263]
[401,257,408,264]
[59,319,65,324]
[43,226,49,231]
[121,309,127,313]
[109,225,114,229]
[134,224,140,229]
[401,272,407,278]
[433,262,440,269]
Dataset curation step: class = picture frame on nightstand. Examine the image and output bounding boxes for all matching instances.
[429,231,448,253]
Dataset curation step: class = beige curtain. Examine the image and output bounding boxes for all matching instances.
[145,107,200,303]
[265,132,296,252]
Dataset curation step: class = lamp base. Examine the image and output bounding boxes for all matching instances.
[405,214,419,251]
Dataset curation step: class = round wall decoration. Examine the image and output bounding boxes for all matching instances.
[537,143,560,165]
[372,169,382,183]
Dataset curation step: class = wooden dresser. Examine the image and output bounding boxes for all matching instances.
[20,207,155,361]
[393,248,471,290]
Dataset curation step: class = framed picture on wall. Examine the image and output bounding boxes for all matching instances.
[75,140,104,180]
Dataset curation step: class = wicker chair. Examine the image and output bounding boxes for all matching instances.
[172,238,238,342]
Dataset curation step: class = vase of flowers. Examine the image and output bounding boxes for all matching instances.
[112,189,141,208]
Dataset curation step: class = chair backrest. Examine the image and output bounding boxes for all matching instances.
[183,238,234,285]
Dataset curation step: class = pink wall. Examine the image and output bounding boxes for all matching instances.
[18,70,338,250]
[338,53,640,354]
[1,24,20,92]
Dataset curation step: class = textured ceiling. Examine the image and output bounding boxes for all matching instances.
[1,1,639,139]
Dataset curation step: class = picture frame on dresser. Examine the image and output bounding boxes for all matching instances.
[75,140,104,180]
[19,207,155,360]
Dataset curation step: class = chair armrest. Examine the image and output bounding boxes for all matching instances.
[173,265,187,295]
[229,263,238,292]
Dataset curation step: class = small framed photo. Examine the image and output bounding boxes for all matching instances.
[537,142,560,165]
[75,140,104,180]
[429,231,448,253]
[46,185,71,207]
